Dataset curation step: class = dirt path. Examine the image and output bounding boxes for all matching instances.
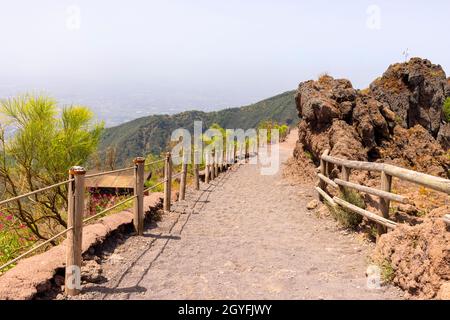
[75,131,403,300]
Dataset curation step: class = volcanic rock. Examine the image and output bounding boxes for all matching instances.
[294,57,450,176]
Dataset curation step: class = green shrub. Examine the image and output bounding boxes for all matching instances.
[144,154,165,192]
[304,151,314,160]
[443,98,450,122]
[0,214,37,272]
[331,189,365,229]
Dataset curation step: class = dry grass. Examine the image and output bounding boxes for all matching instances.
[318,72,333,85]
[330,189,365,229]
[392,180,449,216]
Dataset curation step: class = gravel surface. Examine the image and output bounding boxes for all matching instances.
[73,132,403,300]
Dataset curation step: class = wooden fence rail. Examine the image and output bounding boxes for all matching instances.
[316,149,450,239]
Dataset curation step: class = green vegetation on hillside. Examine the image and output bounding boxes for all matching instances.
[99,90,298,166]
[257,120,289,143]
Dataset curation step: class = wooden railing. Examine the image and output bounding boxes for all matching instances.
[316,149,450,237]
[0,142,253,296]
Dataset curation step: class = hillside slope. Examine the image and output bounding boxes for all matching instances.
[99,90,297,165]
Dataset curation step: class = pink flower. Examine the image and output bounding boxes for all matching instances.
[0,223,3,230]
[5,215,13,221]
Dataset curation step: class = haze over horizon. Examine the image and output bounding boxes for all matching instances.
[0,0,449,126]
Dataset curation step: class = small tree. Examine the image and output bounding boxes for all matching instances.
[258,120,275,143]
[258,120,290,143]
[279,124,289,142]
[0,94,104,240]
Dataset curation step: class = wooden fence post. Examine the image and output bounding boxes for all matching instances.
[205,152,210,184]
[222,149,226,171]
[133,157,145,235]
[326,161,333,177]
[342,166,351,181]
[179,153,188,200]
[211,149,216,180]
[163,152,172,212]
[65,166,85,296]
[378,171,392,237]
[337,165,350,197]
[194,151,200,190]
[318,150,329,201]
[245,141,249,163]
[214,149,219,177]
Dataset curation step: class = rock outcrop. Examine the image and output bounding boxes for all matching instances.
[294,58,450,177]
[373,220,450,299]
[447,78,450,96]
[294,58,450,299]
[370,58,448,137]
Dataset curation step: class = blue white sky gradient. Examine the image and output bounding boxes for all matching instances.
[0,0,449,125]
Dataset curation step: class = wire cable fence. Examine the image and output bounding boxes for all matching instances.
[84,166,135,179]
[144,158,165,167]
[0,145,249,296]
[0,226,74,271]
[83,195,138,224]
[0,163,137,272]
[143,179,166,194]
[0,179,73,208]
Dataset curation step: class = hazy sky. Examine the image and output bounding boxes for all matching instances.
[0,0,449,124]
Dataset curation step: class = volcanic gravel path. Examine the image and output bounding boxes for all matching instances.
[75,131,403,300]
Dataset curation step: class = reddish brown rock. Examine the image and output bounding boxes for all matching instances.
[373,220,450,299]
[438,282,450,300]
[294,58,450,300]
[294,58,450,176]
[437,123,450,150]
[328,120,367,161]
[370,58,447,137]
[380,125,449,177]
[352,96,390,150]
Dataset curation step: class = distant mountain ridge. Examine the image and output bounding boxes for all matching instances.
[99,90,297,166]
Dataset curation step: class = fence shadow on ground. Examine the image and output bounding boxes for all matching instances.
[81,169,234,299]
